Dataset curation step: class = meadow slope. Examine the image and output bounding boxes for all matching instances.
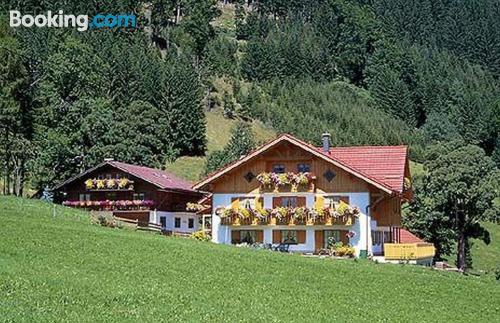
[0,196,499,322]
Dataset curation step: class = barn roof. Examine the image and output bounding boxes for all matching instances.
[53,160,198,193]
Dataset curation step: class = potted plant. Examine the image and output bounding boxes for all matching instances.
[106,178,116,189]
[118,177,129,189]
[96,179,105,189]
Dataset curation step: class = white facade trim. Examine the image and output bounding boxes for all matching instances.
[153,211,200,233]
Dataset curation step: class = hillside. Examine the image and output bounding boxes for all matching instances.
[165,109,275,181]
[1,196,499,322]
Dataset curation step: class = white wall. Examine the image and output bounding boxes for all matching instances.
[154,211,200,233]
[211,192,373,255]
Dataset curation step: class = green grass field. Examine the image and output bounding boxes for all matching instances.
[1,196,499,322]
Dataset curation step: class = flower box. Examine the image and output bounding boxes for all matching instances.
[256,172,316,192]
[84,178,134,191]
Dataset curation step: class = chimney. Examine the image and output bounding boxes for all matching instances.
[322,133,331,152]
[104,158,114,162]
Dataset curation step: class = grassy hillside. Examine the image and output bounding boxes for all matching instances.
[165,110,275,181]
[1,196,499,322]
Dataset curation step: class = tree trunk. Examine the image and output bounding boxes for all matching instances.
[457,231,467,272]
[176,1,181,24]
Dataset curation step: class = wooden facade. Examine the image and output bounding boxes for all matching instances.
[56,163,202,214]
[207,141,402,226]
[210,142,370,194]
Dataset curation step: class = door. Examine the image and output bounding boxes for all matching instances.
[159,216,167,228]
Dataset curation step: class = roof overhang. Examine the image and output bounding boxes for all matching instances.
[193,134,395,194]
[53,161,199,194]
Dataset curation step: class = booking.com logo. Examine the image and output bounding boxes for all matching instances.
[9,10,137,31]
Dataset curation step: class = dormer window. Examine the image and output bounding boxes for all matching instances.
[272,164,285,173]
[297,163,310,173]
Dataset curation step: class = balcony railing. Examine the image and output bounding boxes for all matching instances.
[384,243,435,260]
[63,199,154,211]
[220,211,356,226]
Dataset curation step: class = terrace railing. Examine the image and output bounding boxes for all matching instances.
[384,243,436,260]
[220,213,355,226]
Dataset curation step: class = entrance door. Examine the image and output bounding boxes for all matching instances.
[159,216,167,228]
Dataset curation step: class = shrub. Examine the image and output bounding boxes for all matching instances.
[335,244,356,258]
[190,230,211,242]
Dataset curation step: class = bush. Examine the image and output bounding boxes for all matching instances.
[93,213,119,228]
[190,230,211,242]
[334,244,356,258]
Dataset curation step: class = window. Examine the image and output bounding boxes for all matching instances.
[79,193,90,201]
[105,173,112,179]
[282,197,298,207]
[133,193,145,200]
[240,230,257,244]
[272,164,286,173]
[232,230,262,244]
[324,230,341,248]
[372,230,392,245]
[273,196,306,208]
[174,217,181,228]
[297,163,311,173]
[188,218,194,229]
[160,217,167,228]
[281,230,298,244]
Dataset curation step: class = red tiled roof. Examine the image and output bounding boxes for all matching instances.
[399,229,425,243]
[108,161,196,192]
[194,133,409,194]
[323,145,408,193]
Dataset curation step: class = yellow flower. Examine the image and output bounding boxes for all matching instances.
[96,180,105,189]
[85,179,94,189]
[106,179,116,189]
[118,178,129,189]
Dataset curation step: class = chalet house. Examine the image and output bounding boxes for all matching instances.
[54,160,203,233]
[194,133,435,261]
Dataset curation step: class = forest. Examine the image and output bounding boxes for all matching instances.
[0,0,499,194]
[0,0,499,272]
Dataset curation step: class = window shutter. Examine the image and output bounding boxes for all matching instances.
[273,230,281,244]
[255,230,264,243]
[315,230,324,252]
[340,230,349,245]
[297,197,306,207]
[297,230,306,244]
[315,195,324,211]
[272,197,282,208]
[231,230,240,244]
[254,197,263,210]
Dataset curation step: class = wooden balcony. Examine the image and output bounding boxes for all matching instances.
[220,214,355,226]
[384,243,435,260]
